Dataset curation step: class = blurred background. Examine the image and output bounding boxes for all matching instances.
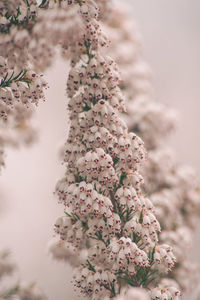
[0,1,199,299]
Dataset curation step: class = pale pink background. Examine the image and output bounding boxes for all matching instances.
[0,1,199,299]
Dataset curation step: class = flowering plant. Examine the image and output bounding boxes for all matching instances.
[0,1,199,299]
[50,1,181,299]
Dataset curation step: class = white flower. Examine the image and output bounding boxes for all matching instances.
[49,0,181,299]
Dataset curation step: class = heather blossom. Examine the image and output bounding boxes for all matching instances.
[0,0,198,299]
[0,0,48,172]
[50,0,180,299]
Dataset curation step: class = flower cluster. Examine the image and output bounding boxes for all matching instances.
[0,0,37,33]
[104,2,200,295]
[0,0,47,109]
[0,37,47,112]
[51,1,179,299]
[1,0,197,299]
[0,0,48,171]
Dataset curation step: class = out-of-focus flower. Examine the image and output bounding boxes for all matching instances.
[104,1,200,295]
[114,287,150,300]
[17,283,47,300]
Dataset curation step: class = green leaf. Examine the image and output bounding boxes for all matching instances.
[150,245,156,264]
[83,103,91,111]
[64,211,72,218]
[113,157,119,166]
[139,210,143,224]
[39,0,48,8]
[87,260,96,272]
[119,172,127,185]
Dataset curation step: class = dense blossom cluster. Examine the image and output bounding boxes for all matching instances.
[0,0,37,33]
[105,3,200,295]
[50,1,181,299]
[0,0,49,171]
[0,1,47,106]
[0,0,199,299]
